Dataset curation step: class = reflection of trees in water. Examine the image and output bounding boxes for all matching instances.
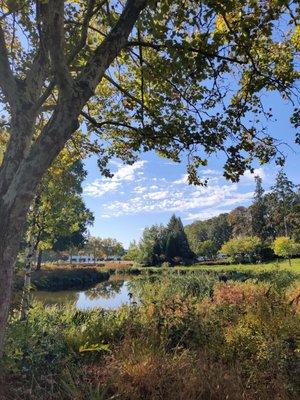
[126,280,144,304]
[86,280,124,300]
[127,278,148,297]
[34,290,79,306]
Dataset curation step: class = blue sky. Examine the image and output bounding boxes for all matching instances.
[83,93,300,248]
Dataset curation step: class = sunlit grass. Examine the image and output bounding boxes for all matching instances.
[175,258,300,274]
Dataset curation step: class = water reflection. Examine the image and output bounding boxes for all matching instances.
[33,280,136,310]
[85,280,124,300]
[34,290,79,306]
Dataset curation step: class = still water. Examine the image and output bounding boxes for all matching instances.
[33,280,136,310]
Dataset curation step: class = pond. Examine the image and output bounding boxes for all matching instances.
[33,279,137,310]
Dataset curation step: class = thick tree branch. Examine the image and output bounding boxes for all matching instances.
[81,110,139,131]
[23,1,49,105]
[0,23,17,107]
[6,0,148,212]
[35,0,102,110]
[68,0,97,62]
[77,0,148,96]
[40,0,73,92]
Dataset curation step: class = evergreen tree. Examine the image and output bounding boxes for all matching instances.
[166,215,194,263]
[251,176,268,240]
[270,170,297,236]
[167,214,185,233]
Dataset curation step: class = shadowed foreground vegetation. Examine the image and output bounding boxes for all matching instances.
[2,272,300,400]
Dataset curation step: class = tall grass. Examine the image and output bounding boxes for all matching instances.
[2,274,300,400]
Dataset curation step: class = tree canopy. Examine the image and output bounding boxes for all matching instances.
[25,156,93,260]
[185,170,300,258]
[1,0,300,185]
[1,0,300,356]
[85,236,125,261]
[126,215,194,266]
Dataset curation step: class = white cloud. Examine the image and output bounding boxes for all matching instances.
[134,186,148,194]
[242,168,265,182]
[84,160,147,197]
[173,174,188,185]
[221,191,254,206]
[84,180,120,197]
[144,190,169,200]
[100,180,254,218]
[87,163,259,220]
[200,169,219,176]
[113,161,147,181]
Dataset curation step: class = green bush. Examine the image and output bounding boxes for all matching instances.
[221,236,263,263]
[3,274,300,400]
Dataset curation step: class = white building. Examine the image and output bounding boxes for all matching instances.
[68,254,122,263]
[68,255,94,263]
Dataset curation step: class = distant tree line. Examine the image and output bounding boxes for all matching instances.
[185,170,300,263]
[127,170,300,266]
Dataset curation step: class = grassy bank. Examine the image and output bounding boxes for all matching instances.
[176,258,300,274]
[14,267,110,291]
[133,259,300,289]
[13,258,300,292]
[2,273,300,400]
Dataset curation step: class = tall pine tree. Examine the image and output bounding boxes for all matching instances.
[166,215,194,263]
[251,176,268,240]
[270,170,297,237]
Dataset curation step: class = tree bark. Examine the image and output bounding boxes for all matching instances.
[0,0,147,358]
[20,242,36,321]
[36,249,43,271]
[0,199,28,357]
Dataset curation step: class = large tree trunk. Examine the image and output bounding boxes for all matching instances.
[0,0,147,358]
[0,200,28,357]
[0,241,14,359]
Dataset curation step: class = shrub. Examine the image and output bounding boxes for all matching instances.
[272,236,300,264]
[221,236,263,263]
[213,280,269,308]
[3,274,300,400]
[161,261,171,269]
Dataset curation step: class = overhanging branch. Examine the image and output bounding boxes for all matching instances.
[77,0,148,96]
[81,110,139,131]
[40,0,73,92]
[127,40,247,65]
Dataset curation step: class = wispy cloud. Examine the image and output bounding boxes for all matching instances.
[84,160,147,197]
[100,181,254,218]
[173,174,188,185]
[184,208,232,221]
[242,167,265,182]
[144,190,169,200]
[85,162,267,223]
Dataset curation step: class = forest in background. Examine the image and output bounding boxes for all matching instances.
[125,170,300,266]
